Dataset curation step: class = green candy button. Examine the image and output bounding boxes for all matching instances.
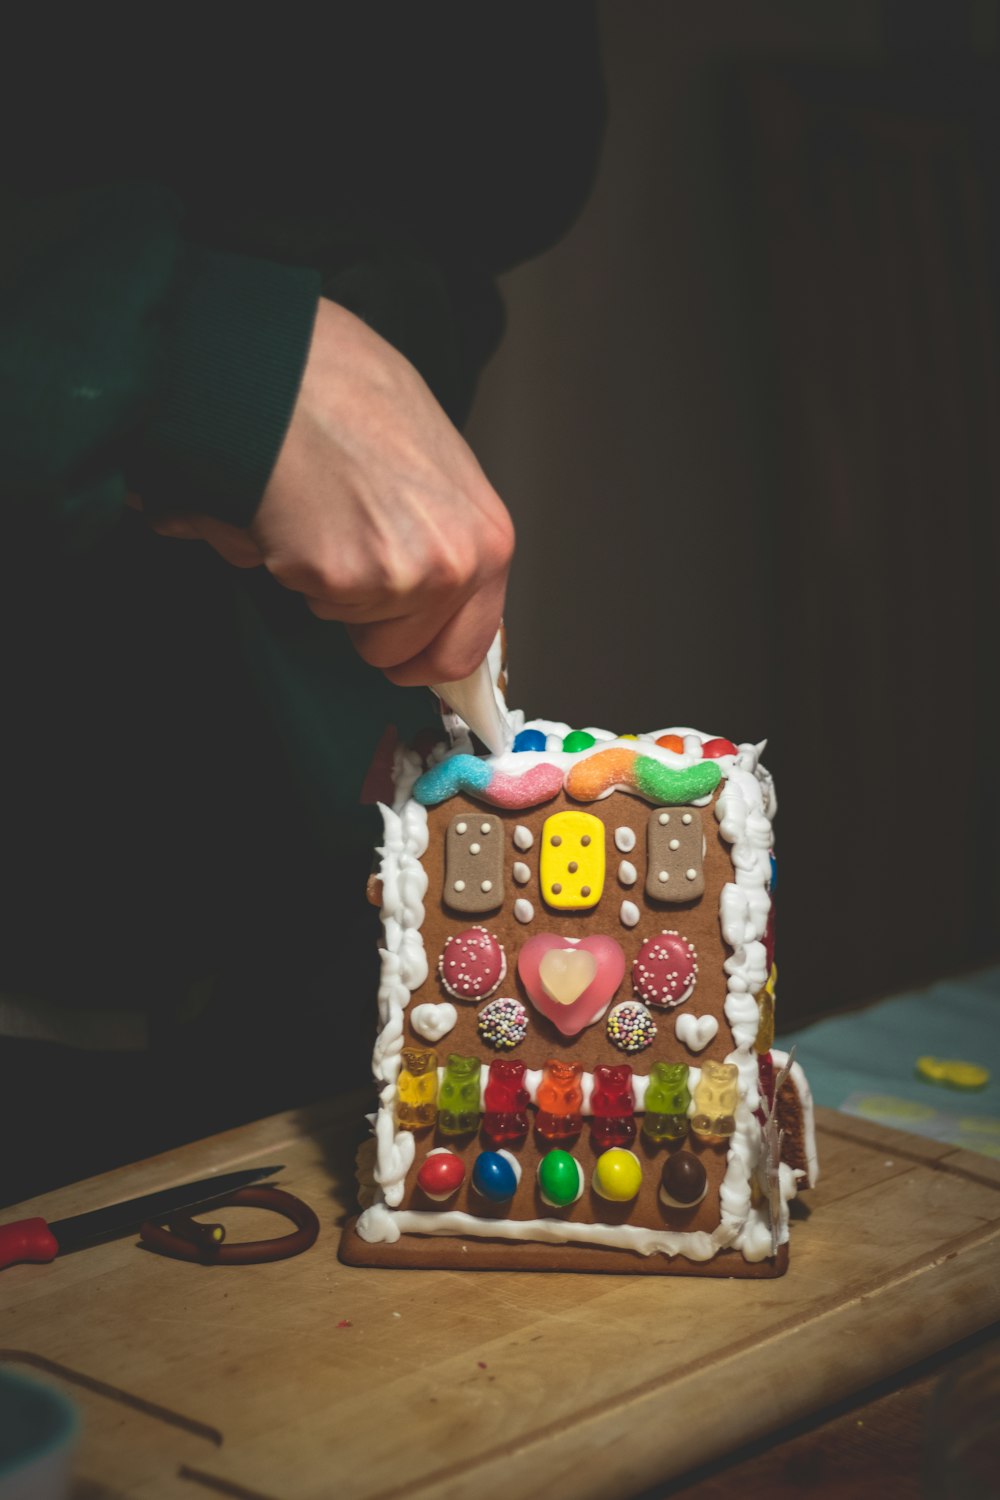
[538,1149,583,1207]
[562,730,596,753]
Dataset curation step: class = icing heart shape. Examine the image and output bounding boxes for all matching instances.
[675,1012,719,1052]
[517,934,625,1037]
[410,1002,458,1043]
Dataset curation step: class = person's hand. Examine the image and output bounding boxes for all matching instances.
[141,298,515,686]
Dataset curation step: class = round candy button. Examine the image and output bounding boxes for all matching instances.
[472,1150,521,1202]
[701,737,738,759]
[592,1148,642,1202]
[562,730,596,753]
[537,1149,584,1208]
[513,728,547,753]
[632,931,698,1008]
[438,927,506,1001]
[659,1151,707,1209]
[416,1149,465,1203]
[655,734,685,753]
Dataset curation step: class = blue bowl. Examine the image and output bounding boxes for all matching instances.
[0,1368,79,1500]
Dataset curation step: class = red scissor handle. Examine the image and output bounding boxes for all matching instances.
[0,1217,59,1270]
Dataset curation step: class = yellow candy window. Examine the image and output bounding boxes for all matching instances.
[540,811,605,909]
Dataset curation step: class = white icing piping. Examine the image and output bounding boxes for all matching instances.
[772,1048,820,1188]
[367,746,430,1209]
[357,1206,732,1261]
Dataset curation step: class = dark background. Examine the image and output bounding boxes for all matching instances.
[466,1,1000,1028]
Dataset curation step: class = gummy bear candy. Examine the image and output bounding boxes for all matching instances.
[535,1059,584,1142]
[642,1060,691,1144]
[482,1059,530,1144]
[437,1053,482,1135]
[755,963,777,1054]
[395,1047,438,1130]
[691,1059,739,1142]
[590,1063,636,1150]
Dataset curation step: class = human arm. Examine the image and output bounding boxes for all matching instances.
[149,297,515,686]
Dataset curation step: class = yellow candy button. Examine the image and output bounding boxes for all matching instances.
[540,810,605,910]
[592,1148,642,1202]
[916,1057,990,1091]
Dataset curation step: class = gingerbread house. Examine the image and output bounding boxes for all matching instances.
[340,709,816,1276]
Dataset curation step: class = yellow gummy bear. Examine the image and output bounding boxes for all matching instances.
[692,1059,739,1142]
[916,1056,990,1092]
[540,810,605,910]
[396,1046,439,1129]
[755,963,777,1054]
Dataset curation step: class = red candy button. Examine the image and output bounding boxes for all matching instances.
[417,1150,465,1202]
[632,931,698,1008]
[701,737,738,759]
[438,927,507,1001]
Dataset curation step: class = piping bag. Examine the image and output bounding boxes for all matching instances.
[431,655,515,756]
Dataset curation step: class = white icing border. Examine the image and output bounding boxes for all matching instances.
[358,722,805,1262]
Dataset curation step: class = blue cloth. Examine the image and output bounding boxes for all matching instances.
[777,966,1000,1158]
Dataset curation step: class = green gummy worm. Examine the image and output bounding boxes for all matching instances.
[633,757,722,805]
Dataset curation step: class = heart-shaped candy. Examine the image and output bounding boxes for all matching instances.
[675,1012,718,1052]
[517,934,625,1037]
[539,948,598,1006]
[410,1002,458,1043]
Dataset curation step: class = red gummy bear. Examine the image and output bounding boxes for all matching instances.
[482,1059,530,1144]
[591,1063,636,1150]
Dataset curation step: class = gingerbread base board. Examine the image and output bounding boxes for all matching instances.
[338,1218,789,1276]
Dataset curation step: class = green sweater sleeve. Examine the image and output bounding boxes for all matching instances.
[1,181,320,534]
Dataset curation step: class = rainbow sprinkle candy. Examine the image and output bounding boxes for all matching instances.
[477,997,529,1051]
[606,1002,657,1054]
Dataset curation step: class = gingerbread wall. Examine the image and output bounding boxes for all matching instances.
[392,785,742,1236]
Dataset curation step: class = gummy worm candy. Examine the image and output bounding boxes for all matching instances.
[413,754,564,809]
[565,749,721,804]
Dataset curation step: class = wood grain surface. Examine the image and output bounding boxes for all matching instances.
[2,1099,998,1500]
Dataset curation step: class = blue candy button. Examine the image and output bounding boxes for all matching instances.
[472,1150,520,1202]
[512,728,547,753]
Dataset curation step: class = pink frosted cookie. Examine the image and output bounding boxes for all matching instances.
[632,931,698,1008]
[438,927,507,1001]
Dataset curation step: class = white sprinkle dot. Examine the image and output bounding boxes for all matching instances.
[481,880,492,892]
[453,880,465,891]
[686,869,697,881]
[456,822,467,834]
[480,822,491,834]
[469,842,481,855]
[669,838,680,851]
[682,813,693,825]
[658,812,670,825]
[658,870,669,883]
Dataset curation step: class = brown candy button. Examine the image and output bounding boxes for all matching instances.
[659,1151,708,1209]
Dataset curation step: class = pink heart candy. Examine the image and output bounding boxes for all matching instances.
[517,934,626,1037]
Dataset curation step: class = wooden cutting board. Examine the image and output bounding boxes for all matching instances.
[2,1097,998,1500]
